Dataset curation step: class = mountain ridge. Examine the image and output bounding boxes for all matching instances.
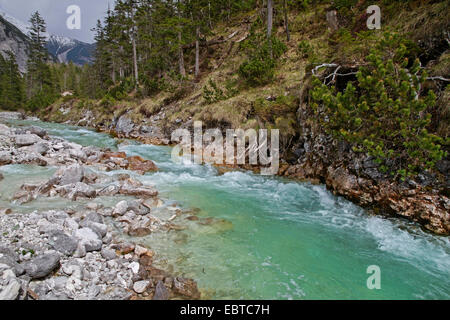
[0,8,94,66]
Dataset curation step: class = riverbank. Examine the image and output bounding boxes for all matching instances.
[0,117,201,300]
[35,107,449,236]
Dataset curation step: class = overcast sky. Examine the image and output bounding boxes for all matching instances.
[0,0,113,43]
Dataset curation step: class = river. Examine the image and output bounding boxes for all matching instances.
[1,119,449,299]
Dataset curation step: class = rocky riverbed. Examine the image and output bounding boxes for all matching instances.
[0,117,201,300]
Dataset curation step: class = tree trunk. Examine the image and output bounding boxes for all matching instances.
[267,0,273,59]
[177,0,186,77]
[267,0,273,39]
[178,30,186,77]
[284,0,290,41]
[132,34,138,86]
[195,26,200,78]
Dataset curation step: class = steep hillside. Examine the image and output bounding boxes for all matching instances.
[0,15,29,73]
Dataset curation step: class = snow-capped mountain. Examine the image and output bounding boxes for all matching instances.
[46,34,95,65]
[0,7,94,66]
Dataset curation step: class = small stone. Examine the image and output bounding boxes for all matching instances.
[153,281,169,300]
[73,242,86,258]
[128,262,140,274]
[134,245,149,257]
[133,280,150,294]
[101,248,117,261]
[113,200,128,216]
[117,242,135,255]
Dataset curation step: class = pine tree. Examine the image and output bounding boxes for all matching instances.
[25,11,57,111]
[0,51,25,110]
[27,11,48,95]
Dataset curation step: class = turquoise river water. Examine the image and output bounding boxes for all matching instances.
[1,120,449,300]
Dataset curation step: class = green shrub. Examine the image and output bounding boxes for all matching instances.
[100,94,116,107]
[298,40,313,58]
[239,36,287,86]
[311,33,446,179]
[203,79,225,104]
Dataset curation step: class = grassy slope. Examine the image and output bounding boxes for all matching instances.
[42,1,449,141]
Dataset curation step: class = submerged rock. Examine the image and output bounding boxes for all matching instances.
[173,277,201,299]
[127,156,158,174]
[153,280,169,300]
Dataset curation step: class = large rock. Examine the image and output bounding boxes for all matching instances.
[69,149,87,162]
[56,165,84,186]
[47,230,78,256]
[22,142,49,155]
[0,124,11,135]
[0,151,11,165]
[16,152,47,166]
[127,156,158,173]
[0,112,24,120]
[100,248,117,261]
[113,200,129,216]
[80,221,107,238]
[14,134,42,147]
[58,182,96,200]
[0,267,21,300]
[120,185,158,198]
[0,256,24,276]
[24,253,60,279]
[127,218,151,237]
[73,228,102,252]
[115,115,134,136]
[128,200,150,216]
[172,277,201,299]
[25,126,47,138]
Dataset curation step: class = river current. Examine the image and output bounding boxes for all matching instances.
[1,120,449,299]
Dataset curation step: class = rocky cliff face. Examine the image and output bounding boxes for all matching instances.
[0,15,29,73]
